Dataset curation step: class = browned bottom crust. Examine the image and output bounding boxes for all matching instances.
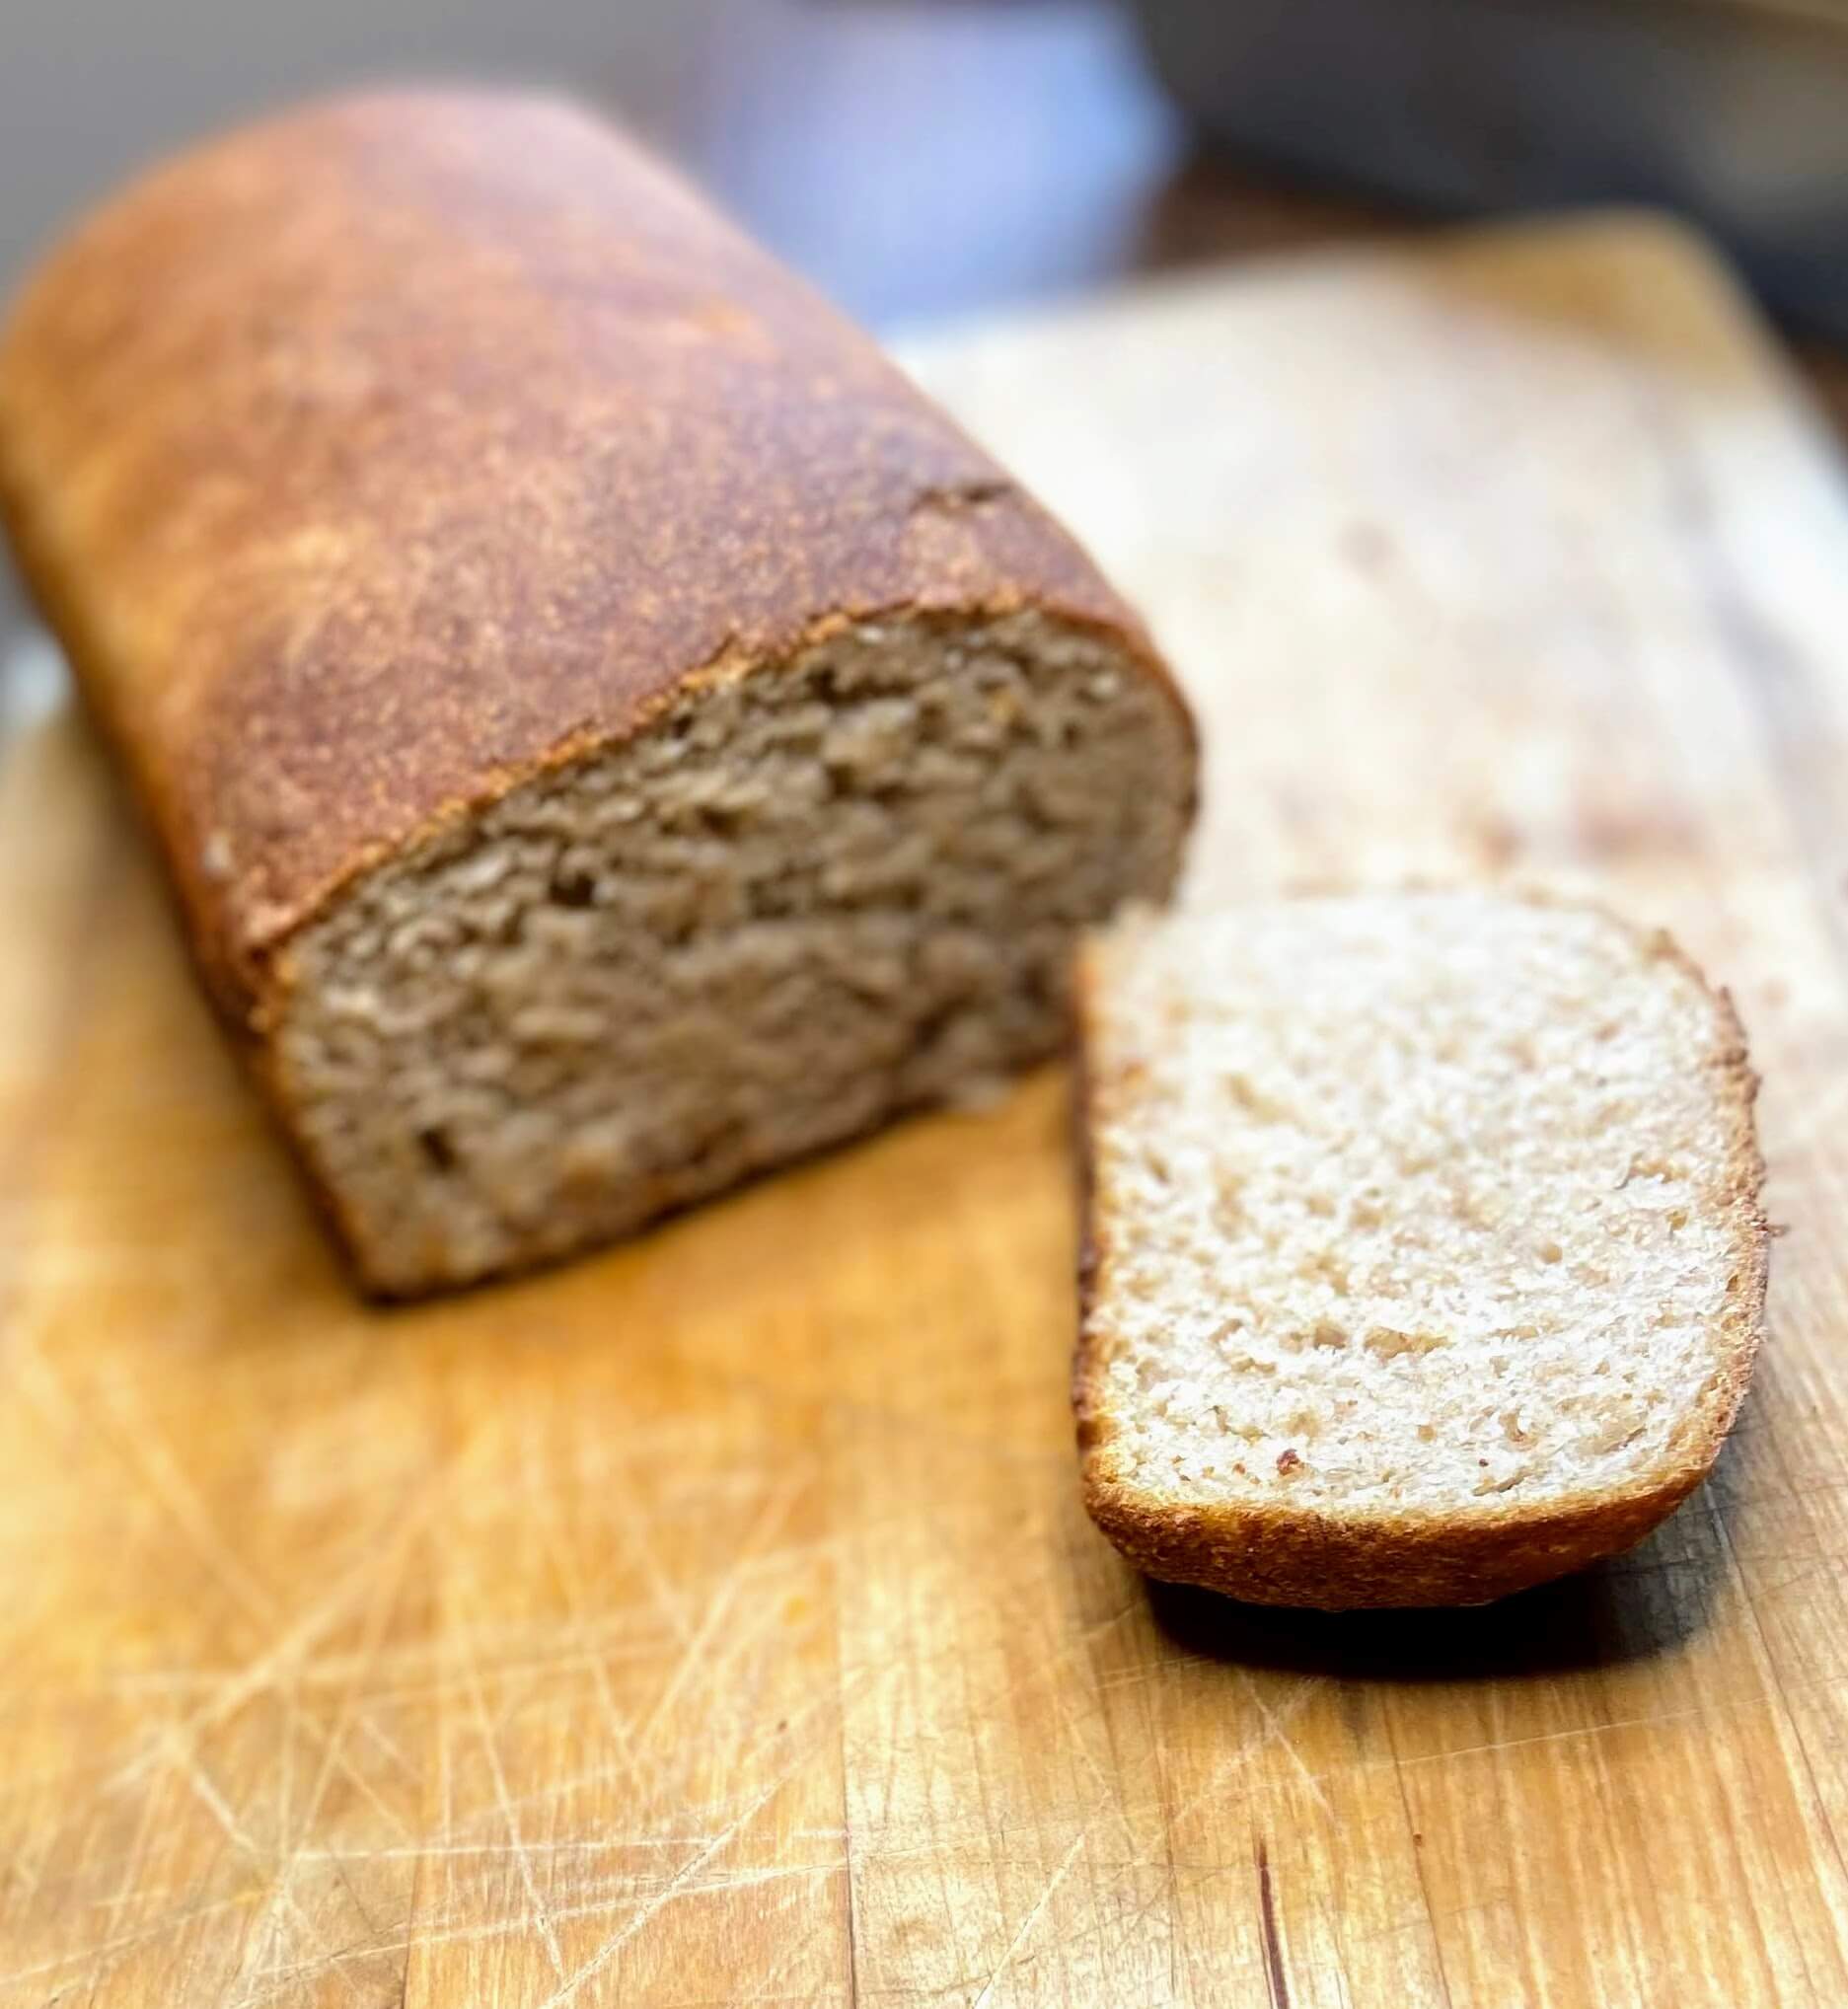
[1079,1458,1706,1608]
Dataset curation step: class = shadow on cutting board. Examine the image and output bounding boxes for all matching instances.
[1143,1485,1736,1679]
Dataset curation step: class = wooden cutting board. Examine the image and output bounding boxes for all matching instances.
[6,214,1848,2009]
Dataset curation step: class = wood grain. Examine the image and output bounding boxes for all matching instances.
[5,214,1848,2006]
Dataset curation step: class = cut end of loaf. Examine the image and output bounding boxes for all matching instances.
[271,609,1192,1293]
[1074,891,1768,1608]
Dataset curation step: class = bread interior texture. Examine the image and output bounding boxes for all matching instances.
[275,610,1191,1291]
[1081,895,1759,1518]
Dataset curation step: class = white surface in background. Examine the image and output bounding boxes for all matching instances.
[0,629,69,748]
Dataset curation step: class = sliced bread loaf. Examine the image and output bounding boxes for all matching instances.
[1073,891,1768,1608]
[0,91,1196,1294]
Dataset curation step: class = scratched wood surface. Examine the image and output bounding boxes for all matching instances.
[5,215,1848,2007]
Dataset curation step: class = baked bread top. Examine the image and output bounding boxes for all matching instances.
[0,88,1177,1025]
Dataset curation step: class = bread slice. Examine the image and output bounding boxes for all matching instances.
[0,90,1196,1294]
[1072,891,1768,1608]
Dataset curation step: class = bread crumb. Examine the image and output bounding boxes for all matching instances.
[284,608,1191,1291]
[1365,1326,1446,1360]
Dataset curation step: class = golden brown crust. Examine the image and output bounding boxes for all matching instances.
[1071,894,1770,1610]
[0,87,1191,1029]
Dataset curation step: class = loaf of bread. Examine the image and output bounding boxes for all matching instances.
[0,89,1196,1294]
[1073,892,1767,1608]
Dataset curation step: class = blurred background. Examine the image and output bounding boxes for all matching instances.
[2,0,1846,668]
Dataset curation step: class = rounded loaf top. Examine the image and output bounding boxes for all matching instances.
[0,87,1174,1015]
